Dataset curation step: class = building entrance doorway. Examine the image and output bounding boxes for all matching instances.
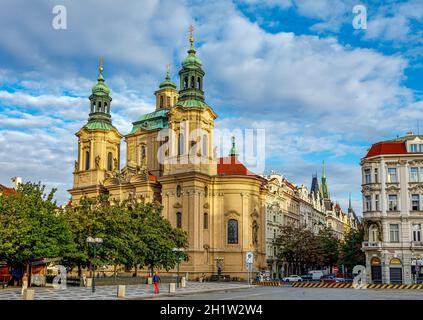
[370,257,382,283]
[389,258,402,284]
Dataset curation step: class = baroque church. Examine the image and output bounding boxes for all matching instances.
[69,29,267,278]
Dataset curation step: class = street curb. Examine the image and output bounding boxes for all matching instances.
[291,282,423,289]
[130,284,256,300]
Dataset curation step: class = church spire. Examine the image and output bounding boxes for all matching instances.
[177,25,208,107]
[229,136,238,156]
[320,160,330,199]
[87,57,113,127]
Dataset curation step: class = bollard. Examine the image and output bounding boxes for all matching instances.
[169,283,176,293]
[117,285,126,298]
[147,277,153,285]
[181,277,186,288]
[23,289,34,300]
[86,278,93,287]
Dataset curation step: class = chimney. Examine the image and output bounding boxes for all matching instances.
[11,177,22,189]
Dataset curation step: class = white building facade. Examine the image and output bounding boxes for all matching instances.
[362,133,423,285]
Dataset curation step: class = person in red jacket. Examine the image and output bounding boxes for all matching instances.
[153,272,160,294]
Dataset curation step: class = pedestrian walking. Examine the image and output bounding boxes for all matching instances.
[21,272,28,295]
[82,274,87,287]
[153,271,160,294]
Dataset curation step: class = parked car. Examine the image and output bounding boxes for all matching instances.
[320,275,341,283]
[300,274,312,281]
[308,270,324,280]
[282,275,303,282]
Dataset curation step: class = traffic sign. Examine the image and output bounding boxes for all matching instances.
[246,251,254,264]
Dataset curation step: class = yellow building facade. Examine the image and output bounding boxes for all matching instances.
[69,32,267,279]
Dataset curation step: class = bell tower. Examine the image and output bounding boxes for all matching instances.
[69,58,122,201]
[154,65,179,109]
[163,25,217,176]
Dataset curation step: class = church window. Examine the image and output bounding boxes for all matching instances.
[85,151,90,170]
[202,134,208,157]
[191,76,195,88]
[104,102,108,113]
[107,152,113,171]
[160,96,164,108]
[176,185,182,197]
[184,76,188,89]
[141,145,146,163]
[228,219,238,244]
[176,212,182,228]
[178,133,184,156]
[197,77,201,90]
[97,101,102,112]
[204,213,208,229]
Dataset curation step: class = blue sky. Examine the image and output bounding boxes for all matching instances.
[0,0,422,215]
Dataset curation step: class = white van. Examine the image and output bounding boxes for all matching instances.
[308,270,324,280]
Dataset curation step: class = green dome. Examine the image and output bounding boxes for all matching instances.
[182,48,202,68]
[159,68,176,89]
[92,75,110,96]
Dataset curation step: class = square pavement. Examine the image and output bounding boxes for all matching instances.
[0,282,252,300]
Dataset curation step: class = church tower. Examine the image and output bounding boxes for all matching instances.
[154,65,179,109]
[164,25,217,176]
[69,58,122,201]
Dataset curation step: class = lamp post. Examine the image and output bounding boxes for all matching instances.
[87,236,103,293]
[173,248,184,288]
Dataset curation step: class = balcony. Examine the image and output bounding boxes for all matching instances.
[362,241,382,250]
[411,241,423,248]
[363,211,382,219]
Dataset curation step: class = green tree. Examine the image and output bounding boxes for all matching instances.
[318,226,340,273]
[338,224,365,275]
[0,182,75,273]
[275,224,321,275]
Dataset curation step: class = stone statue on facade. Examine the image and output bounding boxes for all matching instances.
[95,155,101,169]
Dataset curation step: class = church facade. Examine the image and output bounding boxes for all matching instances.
[68,31,267,279]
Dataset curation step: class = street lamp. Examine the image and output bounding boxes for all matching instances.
[173,248,184,288]
[87,236,103,293]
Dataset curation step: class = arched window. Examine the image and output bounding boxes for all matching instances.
[97,101,102,112]
[160,96,164,108]
[202,134,208,157]
[184,76,188,89]
[369,225,378,242]
[204,213,208,229]
[176,212,182,228]
[176,185,182,197]
[228,219,238,244]
[178,133,184,156]
[191,76,195,88]
[104,102,108,113]
[141,145,146,163]
[204,186,208,197]
[197,77,201,90]
[85,151,90,170]
[107,152,113,171]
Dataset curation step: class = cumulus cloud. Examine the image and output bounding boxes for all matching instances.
[0,0,420,216]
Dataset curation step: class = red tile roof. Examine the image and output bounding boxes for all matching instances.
[0,184,14,195]
[364,141,407,159]
[217,156,260,177]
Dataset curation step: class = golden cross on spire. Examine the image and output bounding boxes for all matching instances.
[189,24,194,46]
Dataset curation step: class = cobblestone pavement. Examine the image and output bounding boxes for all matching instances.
[0,282,252,300]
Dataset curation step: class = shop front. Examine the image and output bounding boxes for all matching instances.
[370,257,382,284]
[411,258,423,284]
[389,258,403,284]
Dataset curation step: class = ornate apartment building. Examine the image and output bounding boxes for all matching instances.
[362,132,423,285]
[264,170,358,278]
